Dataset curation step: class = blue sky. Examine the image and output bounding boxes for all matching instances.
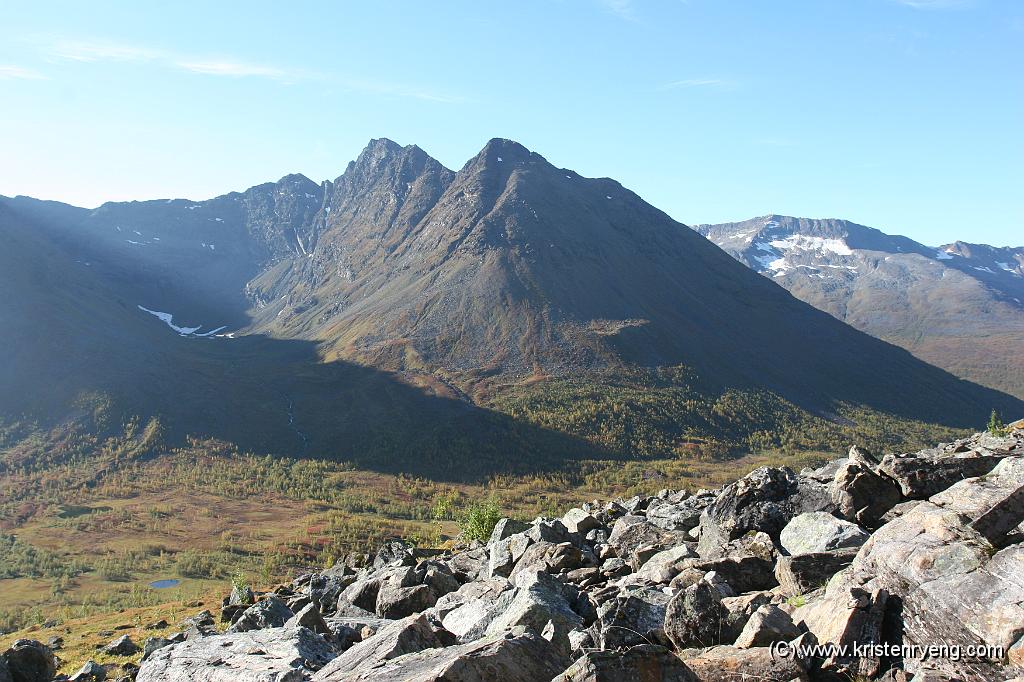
[1,0,1020,246]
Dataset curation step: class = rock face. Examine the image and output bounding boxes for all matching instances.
[130,427,1024,682]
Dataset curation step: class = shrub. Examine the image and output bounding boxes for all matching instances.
[459,499,502,543]
[988,409,1007,436]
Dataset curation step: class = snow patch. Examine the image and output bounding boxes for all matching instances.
[496,156,503,162]
[934,250,953,260]
[973,266,995,274]
[996,262,1014,271]
[137,305,227,338]
[767,234,853,256]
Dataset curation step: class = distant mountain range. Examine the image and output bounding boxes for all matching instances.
[696,216,1024,400]
[2,141,1020,477]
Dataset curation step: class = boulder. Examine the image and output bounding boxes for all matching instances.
[553,644,698,682]
[830,460,903,527]
[0,660,10,682]
[632,545,698,583]
[681,644,809,681]
[316,628,567,682]
[487,532,532,579]
[136,626,337,682]
[779,512,868,556]
[774,548,858,597]
[562,508,601,535]
[663,580,733,649]
[592,587,670,649]
[697,467,807,559]
[878,450,1008,500]
[103,635,139,656]
[509,541,583,579]
[445,547,488,582]
[68,660,106,682]
[483,572,583,656]
[1,641,56,682]
[227,595,294,633]
[141,637,175,662]
[489,517,530,543]
[607,517,678,565]
[375,583,436,619]
[312,613,455,679]
[526,519,571,544]
[733,604,801,648]
[285,603,332,636]
[372,539,415,569]
[645,495,712,532]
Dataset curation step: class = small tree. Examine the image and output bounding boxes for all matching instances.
[459,499,502,543]
[988,409,1006,436]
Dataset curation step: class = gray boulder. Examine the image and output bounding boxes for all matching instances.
[68,660,106,682]
[375,583,436,619]
[830,459,903,527]
[228,595,294,633]
[592,587,670,649]
[774,548,858,597]
[562,508,601,534]
[631,545,698,583]
[663,580,733,649]
[312,613,456,679]
[697,466,807,558]
[1,640,56,682]
[553,644,698,682]
[878,449,1009,500]
[489,517,530,543]
[483,571,583,656]
[487,532,532,579]
[372,539,415,569]
[285,603,332,636]
[317,628,567,682]
[141,636,175,662]
[509,541,583,579]
[0,659,10,682]
[779,512,868,556]
[103,634,139,656]
[733,604,801,648]
[137,626,337,682]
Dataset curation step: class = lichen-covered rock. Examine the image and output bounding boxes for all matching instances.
[319,628,567,682]
[681,644,809,682]
[830,460,903,527]
[311,613,456,680]
[228,596,295,633]
[553,644,698,682]
[137,626,337,682]
[663,580,733,649]
[592,586,670,649]
[779,512,869,556]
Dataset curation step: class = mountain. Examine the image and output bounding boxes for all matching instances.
[695,215,1024,399]
[2,142,1022,475]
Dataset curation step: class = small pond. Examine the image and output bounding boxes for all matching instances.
[149,579,181,589]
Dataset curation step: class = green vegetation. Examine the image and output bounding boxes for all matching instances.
[459,499,502,543]
[988,409,1007,436]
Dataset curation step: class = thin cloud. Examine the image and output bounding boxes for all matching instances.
[0,65,47,80]
[664,78,726,89]
[39,37,461,101]
[50,40,162,62]
[175,60,291,80]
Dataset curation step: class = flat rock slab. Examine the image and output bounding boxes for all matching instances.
[321,630,567,682]
[136,626,336,682]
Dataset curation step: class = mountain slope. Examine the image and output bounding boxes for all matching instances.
[696,215,1024,399]
[3,142,1022,474]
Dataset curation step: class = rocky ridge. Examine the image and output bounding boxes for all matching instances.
[4,433,1024,682]
[9,420,1024,681]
